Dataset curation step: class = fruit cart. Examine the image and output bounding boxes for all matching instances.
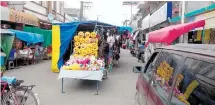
[52,21,117,95]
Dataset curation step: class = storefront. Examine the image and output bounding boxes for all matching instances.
[192,10,215,44]
[9,9,39,27]
[1,6,39,30]
[169,4,215,44]
[1,6,20,30]
[197,10,215,44]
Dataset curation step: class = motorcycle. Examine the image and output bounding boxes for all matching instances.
[130,48,135,56]
[140,52,145,63]
[137,47,145,63]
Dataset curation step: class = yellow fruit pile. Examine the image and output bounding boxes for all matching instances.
[73,31,98,57]
[62,63,80,70]
[156,61,173,82]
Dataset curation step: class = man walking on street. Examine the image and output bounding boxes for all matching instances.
[137,40,145,62]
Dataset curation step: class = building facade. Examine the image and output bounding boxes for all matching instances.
[133,1,215,44]
[169,1,215,44]
[7,1,73,23]
[136,1,173,32]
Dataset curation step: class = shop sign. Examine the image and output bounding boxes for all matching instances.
[195,10,215,29]
[9,9,39,26]
[150,2,172,27]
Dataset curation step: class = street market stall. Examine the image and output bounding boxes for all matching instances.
[118,26,133,34]
[52,21,117,94]
[2,29,44,69]
[145,20,206,62]
[118,26,133,49]
[0,29,15,71]
[23,26,52,59]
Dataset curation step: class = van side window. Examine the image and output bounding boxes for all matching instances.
[143,52,158,78]
[152,51,183,100]
[171,58,215,105]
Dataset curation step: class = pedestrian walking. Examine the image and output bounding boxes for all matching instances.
[137,41,145,62]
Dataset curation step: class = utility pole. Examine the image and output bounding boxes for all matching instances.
[148,6,151,33]
[79,1,92,21]
[64,13,66,23]
[130,5,132,21]
[97,15,102,21]
[180,1,186,43]
[97,15,99,21]
[122,1,139,26]
[79,1,83,21]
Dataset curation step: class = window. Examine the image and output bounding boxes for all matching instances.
[42,1,46,7]
[152,51,183,99]
[39,1,42,5]
[53,1,57,10]
[171,58,215,105]
[60,3,63,15]
[143,52,159,79]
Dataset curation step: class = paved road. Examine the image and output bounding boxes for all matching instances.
[5,49,144,105]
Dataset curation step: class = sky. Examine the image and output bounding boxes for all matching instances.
[65,0,139,26]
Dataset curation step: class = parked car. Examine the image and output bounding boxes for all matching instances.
[133,44,215,105]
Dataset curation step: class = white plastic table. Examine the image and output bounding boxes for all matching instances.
[58,69,105,95]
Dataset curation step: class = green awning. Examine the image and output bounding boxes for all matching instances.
[169,4,215,23]
[1,34,15,62]
[23,26,52,47]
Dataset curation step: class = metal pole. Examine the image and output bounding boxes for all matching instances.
[79,1,83,21]
[96,15,98,26]
[148,6,151,33]
[61,78,65,93]
[180,1,186,43]
[131,4,133,21]
[181,1,185,24]
[64,13,66,23]
[201,27,205,43]
[126,20,127,26]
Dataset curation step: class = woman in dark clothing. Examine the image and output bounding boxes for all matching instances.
[113,42,120,64]
[103,41,109,67]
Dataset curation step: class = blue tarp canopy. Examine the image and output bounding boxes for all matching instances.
[9,29,44,44]
[54,20,117,27]
[118,26,133,33]
[54,21,117,69]
[0,29,15,35]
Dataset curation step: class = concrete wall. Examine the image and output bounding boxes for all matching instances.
[185,1,211,13]
[130,20,138,30]
[24,9,48,21]
[24,1,47,15]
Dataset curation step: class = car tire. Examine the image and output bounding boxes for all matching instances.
[135,91,141,105]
